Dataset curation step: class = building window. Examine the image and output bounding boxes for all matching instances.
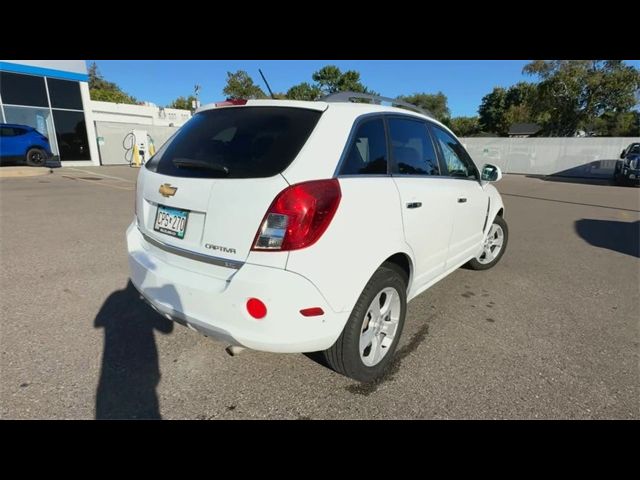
[47,78,83,110]
[2,105,55,143]
[0,72,48,107]
[52,110,90,161]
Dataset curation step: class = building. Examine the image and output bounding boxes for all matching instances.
[1,60,99,165]
[1,60,192,166]
[508,123,542,138]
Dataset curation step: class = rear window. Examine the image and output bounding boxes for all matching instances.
[146,107,322,178]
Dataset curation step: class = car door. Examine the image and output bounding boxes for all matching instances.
[389,116,455,291]
[12,128,30,156]
[430,124,488,268]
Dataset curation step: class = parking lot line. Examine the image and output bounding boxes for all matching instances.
[61,174,134,191]
[66,167,136,184]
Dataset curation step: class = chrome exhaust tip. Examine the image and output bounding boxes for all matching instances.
[225,345,246,356]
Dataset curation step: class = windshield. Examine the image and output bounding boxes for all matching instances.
[146,106,322,178]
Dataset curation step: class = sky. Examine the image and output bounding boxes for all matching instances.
[88,60,640,117]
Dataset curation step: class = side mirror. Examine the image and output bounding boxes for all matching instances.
[481,163,502,182]
[620,150,626,159]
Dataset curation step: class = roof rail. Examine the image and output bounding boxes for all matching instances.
[322,91,434,118]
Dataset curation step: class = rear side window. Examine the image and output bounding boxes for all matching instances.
[146,107,322,178]
[338,118,388,175]
[388,117,439,175]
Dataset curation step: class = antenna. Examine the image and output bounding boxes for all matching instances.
[258,69,275,99]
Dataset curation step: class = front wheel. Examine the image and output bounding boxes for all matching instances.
[322,263,407,383]
[467,215,508,270]
[26,148,46,167]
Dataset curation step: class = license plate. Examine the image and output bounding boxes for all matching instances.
[154,205,189,239]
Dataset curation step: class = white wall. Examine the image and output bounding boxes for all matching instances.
[95,121,180,165]
[90,101,191,127]
[460,137,640,178]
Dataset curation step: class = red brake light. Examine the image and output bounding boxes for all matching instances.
[215,99,248,107]
[252,179,341,251]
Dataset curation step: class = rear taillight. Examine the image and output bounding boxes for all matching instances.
[252,179,341,251]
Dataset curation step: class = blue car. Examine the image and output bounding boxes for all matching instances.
[0,123,53,166]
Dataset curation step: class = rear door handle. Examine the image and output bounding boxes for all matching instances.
[406,202,422,209]
[458,197,467,203]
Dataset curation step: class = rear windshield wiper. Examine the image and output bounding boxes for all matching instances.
[172,158,229,175]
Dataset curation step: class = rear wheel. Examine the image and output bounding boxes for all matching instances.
[322,263,407,383]
[26,148,46,167]
[467,215,508,270]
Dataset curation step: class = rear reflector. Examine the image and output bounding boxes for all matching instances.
[246,298,267,319]
[300,307,324,317]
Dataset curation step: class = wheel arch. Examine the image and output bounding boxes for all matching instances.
[381,252,413,293]
[25,145,47,155]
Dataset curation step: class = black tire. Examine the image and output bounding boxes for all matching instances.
[466,215,509,271]
[25,148,46,167]
[322,262,408,383]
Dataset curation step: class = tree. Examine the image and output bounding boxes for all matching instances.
[478,82,537,135]
[88,62,138,104]
[523,60,640,136]
[398,92,450,123]
[167,95,197,110]
[585,111,640,136]
[448,116,481,137]
[286,82,322,101]
[222,70,266,99]
[311,65,373,95]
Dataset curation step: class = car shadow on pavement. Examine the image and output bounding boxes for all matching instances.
[575,219,640,259]
[526,174,615,186]
[94,280,177,419]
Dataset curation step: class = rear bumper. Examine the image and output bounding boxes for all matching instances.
[126,222,348,352]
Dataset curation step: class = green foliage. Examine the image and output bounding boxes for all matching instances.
[478,82,537,135]
[88,62,138,104]
[523,60,640,136]
[222,71,266,99]
[584,111,640,136]
[398,92,450,122]
[286,82,322,101]
[311,65,372,95]
[448,116,481,137]
[167,95,197,110]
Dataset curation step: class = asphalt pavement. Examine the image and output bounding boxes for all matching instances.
[1,166,638,419]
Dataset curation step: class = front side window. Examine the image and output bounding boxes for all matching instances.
[388,117,439,175]
[339,118,388,175]
[432,126,478,180]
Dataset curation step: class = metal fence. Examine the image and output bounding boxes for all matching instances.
[94,121,180,166]
[459,137,640,178]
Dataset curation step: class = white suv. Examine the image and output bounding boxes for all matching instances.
[127,93,508,382]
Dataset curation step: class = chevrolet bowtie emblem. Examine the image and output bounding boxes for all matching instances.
[159,184,177,197]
